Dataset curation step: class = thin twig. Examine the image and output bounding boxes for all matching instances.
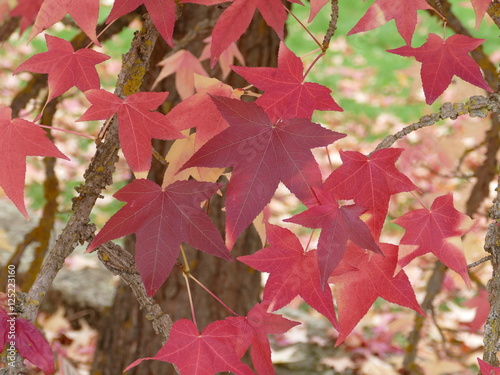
[468,256,492,268]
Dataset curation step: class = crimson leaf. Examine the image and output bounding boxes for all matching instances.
[87,179,231,296]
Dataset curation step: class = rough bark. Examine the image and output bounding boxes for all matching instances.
[91,5,282,375]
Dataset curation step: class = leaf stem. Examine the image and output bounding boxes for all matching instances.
[188,273,240,317]
[305,229,316,252]
[284,5,322,49]
[183,272,198,329]
[35,124,94,139]
[410,191,428,210]
[303,52,325,79]
[85,20,115,49]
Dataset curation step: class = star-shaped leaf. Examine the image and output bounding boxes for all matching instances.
[239,224,338,328]
[0,107,69,219]
[106,0,177,46]
[393,193,473,286]
[77,89,184,172]
[180,96,345,249]
[323,148,417,238]
[347,0,432,44]
[28,0,100,46]
[329,242,424,344]
[125,319,255,375]
[223,302,300,375]
[387,33,492,104]
[232,42,342,121]
[285,188,382,289]
[87,179,232,296]
[14,35,109,103]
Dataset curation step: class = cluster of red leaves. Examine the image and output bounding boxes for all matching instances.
[0,0,493,374]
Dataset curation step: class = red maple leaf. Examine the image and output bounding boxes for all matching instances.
[207,0,302,66]
[393,193,473,286]
[77,89,183,172]
[152,50,209,100]
[9,0,44,35]
[14,35,109,103]
[478,358,500,375]
[106,0,177,46]
[285,188,382,289]
[329,243,424,344]
[323,148,417,238]
[125,318,255,375]
[87,179,232,296]
[180,96,345,249]
[0,309,55,374]
[347,0,432,44]
[0,107,69,219]
[27,0,100,46]
[387,33,492,105]
[223,302,300,375]
[238,224,338,328]
[232,42,342,121]
[471,0,492,29]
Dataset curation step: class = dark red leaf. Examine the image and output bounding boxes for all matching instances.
[238,224,338,329]
[324,148,416,238]
[88,179,231,296]
[285,188,382,289]
[180,96,345,249]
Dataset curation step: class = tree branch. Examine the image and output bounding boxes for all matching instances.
[373,94,499,152]
[483,173,500,366]
[1,15,166,375]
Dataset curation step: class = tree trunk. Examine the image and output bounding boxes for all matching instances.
[91,5,282,375]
